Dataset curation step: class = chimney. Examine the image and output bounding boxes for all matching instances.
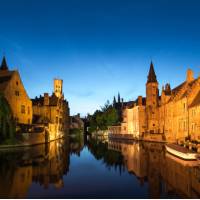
[165,83,171,95]
[138,96,143,106]
[44,93,49,106]
[186,69,194,83]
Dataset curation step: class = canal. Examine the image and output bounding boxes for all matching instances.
[0,135,200,198]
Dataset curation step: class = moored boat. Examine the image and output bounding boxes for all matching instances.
[166,143,199,160]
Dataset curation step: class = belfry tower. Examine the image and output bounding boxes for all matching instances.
[146,61,159,133]
[54,79,63,98]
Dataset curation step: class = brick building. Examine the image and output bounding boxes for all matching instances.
[32,79,70,140]
[110,61,200,142]
[0,57,32,125]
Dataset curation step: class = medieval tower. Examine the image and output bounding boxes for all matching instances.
[54,79,63,98]
[146,62,159,133]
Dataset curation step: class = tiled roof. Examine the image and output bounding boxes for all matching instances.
[0,71,15,92]
[123,97,146,109]
[123,101,134,108]
[170,79,198,101]
[190,91,200,108]
[171,82,186,96]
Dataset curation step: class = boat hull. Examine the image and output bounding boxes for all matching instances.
[166,144,197,160]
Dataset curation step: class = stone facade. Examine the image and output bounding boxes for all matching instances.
[32,79,70,141]
[111,62,200,142]
[159,69,200,142]
[121,96,146,139]
[0,57,32,125]
[70,113,84,129]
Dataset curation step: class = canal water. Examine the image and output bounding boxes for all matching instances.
[0,135,200,198]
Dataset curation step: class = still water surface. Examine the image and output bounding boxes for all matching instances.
[0,135,200,198]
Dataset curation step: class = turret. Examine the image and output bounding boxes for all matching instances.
[161,83,171,105]
[0,56,8,71]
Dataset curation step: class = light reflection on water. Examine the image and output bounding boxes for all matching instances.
[0,135,199,198]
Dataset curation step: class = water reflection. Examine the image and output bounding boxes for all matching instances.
[102,139,200,198]
[0,135,199,198]
[0,139,70,198]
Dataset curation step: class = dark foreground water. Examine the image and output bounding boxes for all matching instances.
[0,135,200,199]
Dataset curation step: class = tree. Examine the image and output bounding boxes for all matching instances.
[0,93,16,144]
[88,101,119,133]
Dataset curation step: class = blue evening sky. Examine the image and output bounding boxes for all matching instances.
[0,0,200,116]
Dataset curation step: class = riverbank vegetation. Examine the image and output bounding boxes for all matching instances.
[0,94,16,145]
[88,101,119,133]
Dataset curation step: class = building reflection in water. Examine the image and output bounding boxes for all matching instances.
[0,138,70,198]
[0,135,200,198]
[107,139,200,198]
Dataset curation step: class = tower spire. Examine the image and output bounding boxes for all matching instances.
[113,96,116,105]
[118,92,121,103]
[147,61,157,83]
[0,56,8,71]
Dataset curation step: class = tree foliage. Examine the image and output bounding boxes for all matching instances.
[0,93,16,144]
[88,100,119,133]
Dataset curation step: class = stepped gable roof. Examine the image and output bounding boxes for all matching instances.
[32,96,44,106]
[147,61,157,83]
[189,91,200,108]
